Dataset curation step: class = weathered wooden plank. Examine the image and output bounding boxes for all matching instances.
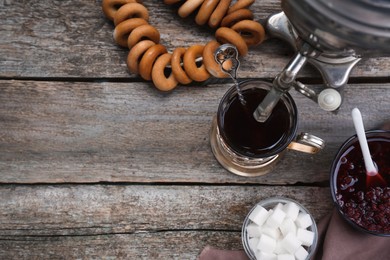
[0,80,389,184]
[0,185,332,259]
[0,185,332,236]
[1,231,240,260]
[0,0,389,79]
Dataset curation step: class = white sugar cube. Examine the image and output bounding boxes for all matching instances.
[273,202,284,211]
[297,228,315,246]
[246,223,262,238]
[280,233,302,254]
[274,241,288,255]
[262,226,282,239]
[249,205,269,226]
[277,254,295,260]
[256,251,277,260]
[248,237,259,252]
[279,218,297,237]
[295,212,313,229]
[294,246,309,260]
[266,208,286,228]
[257,234,277,254]
[283,202,300,221]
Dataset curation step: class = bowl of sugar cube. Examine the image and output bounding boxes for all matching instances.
[242,197,318,260]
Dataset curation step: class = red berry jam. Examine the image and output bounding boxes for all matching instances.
[333,135,390,234]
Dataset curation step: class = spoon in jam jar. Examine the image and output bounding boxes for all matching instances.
[351,108,387,188]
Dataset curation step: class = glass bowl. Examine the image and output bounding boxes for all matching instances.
[330,130,390,236]
[242,197,318,260]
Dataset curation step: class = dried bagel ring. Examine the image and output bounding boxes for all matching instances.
[139,44,167,81]
[102,0,139,21]
[215,27,248,56]
[231,20,265,46]
[113,18,148,47]
[113,2,149,26]
[152,53,179,92]
[178,0,205,18]
[127,40,156,74]
[203,40,229,78]
[195,0,219,26]
[228,0,255,14]
[183,45,211,82]
[127,24,160,49]
[102,0,269,91]
[208,0,232,28]
[171,47,193,85]
[220,8,253,27]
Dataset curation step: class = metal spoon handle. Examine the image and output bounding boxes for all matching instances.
[214,44,245,105]
[214,44,240,79]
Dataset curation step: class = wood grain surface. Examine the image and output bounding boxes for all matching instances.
[0,0,389,79]
[0,185,332,258]
[0,0,389,258]
[0,80,388,184]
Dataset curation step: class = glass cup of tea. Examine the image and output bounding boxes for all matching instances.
[210,80,325,177]
[330,130,390,236]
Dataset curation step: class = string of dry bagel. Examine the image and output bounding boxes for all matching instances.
[102,0,266,91]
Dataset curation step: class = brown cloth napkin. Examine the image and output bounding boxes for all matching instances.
[199,208,390,260]
[313,208,390,260]
[198,246,248,260]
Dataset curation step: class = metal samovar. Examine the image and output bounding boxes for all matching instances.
[254,0,390,122]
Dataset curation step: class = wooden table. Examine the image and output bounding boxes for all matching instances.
[1,1,389,258]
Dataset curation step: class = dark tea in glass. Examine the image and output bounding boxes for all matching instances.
[210,80,324,177]
[220,86,294,158]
